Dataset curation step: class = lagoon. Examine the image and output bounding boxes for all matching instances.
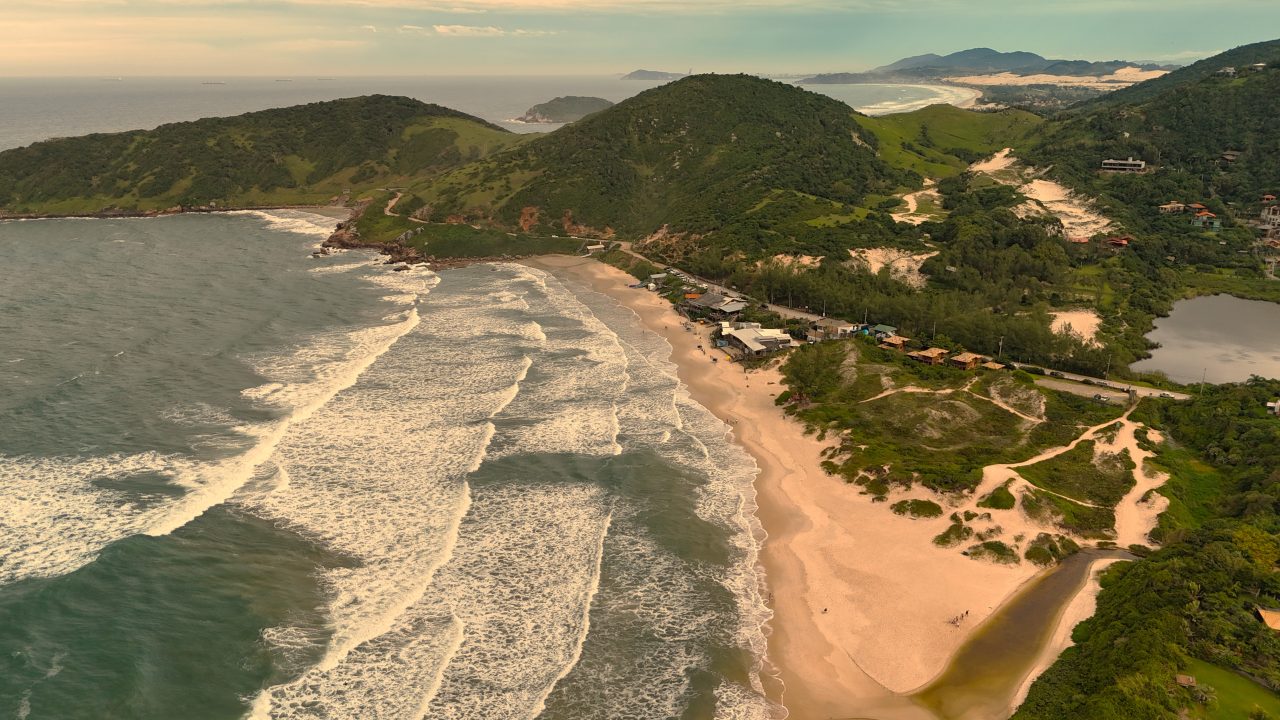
[1132,294,1280,384]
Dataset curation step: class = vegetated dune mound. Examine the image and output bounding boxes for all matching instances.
[968,148,1114,240]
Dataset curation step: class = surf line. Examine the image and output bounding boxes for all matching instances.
[145,307,422,537]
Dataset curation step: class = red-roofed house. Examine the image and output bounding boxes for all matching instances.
[1108,235,1132,247]
[1190,212,1221,232]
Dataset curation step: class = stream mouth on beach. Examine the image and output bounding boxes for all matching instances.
[913,548,1132,720]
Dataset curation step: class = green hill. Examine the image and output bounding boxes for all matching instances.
[1020,39,1280,207]
[0,95,525,216]
[403,74,911,239]
[853,104,1042,178]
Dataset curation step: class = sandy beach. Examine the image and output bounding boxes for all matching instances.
[526,255,1122,719]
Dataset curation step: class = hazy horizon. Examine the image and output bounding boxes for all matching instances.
[6,0,1280,77]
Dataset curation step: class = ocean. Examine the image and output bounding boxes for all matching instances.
[0,212,777,719]
[0,76,973,151]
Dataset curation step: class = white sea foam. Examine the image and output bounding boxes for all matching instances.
[0,265,429,587]
[232,210,340,239]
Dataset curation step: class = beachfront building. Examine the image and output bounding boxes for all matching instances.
[949,352,986,370]
[685,292,747,319]
[1158,201,1187,214]
[1190,211,1222,232]
[1101,157,1146,173]
[908,347,949,366]
[724,325,796,357]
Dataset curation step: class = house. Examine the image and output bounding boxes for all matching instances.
[1190,211,1221,232]
[724,325,795,356]
[1175,674,1197,688]
[1217,66,1237,77]
[809,318,857,342]
[908,347,949,365]
[1263,194,1277,204]
[1107,235,1133,248]
[981,361,1007,371]
[1251,63,1269,71]
[1158,201,1187,214]
[949,352,986,370]
[1256,606,1280,629]
[1187,203,1208,211]
[1261,205,1280,228]
[585,243,606,253]
[879,334,910,351]
[1221,150,1242,164]
[1267,399,1280,416]
[871,324,898,339]
[649,273,669,283]
[1101,157,1146,173]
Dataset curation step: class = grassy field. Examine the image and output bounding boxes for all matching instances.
[852,105,1042,179]
[1021,488,1117,538]
[405,224,583,258]
[1186,658,1280,720]
[1147,442,1231,542]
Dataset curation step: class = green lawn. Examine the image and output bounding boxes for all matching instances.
[1187,658,1280,720]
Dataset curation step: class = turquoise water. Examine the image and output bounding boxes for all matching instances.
[0,213,776,719]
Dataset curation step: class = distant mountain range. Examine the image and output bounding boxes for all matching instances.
[802,47,1179,84]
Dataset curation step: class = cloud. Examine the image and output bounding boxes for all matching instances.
[360,24,377,32]
[432,24,556,36]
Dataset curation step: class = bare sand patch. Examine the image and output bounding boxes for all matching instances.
[945,67,1168,89]
[1051,310,1102,346]
[849,247,938,289]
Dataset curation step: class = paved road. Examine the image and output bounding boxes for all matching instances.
[614,242,1193,399]
[615,241,824,323]
[1012,363,1191,401]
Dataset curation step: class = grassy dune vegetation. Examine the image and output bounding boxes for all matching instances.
[779,339,1123,495]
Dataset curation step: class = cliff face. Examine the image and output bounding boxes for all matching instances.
[516,96,614,124]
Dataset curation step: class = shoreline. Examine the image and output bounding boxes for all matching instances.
[0,203,355,223]
[526,255,1102,719]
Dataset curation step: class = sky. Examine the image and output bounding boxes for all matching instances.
[5,0,1280,77]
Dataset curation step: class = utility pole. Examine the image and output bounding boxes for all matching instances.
[1104,355,1111,379]
[997,335,1004,360]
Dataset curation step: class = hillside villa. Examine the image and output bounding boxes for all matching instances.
[1190,211,1221,232]
[1102,157,1146,173]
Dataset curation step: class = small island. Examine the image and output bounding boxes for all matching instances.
[516,96,614,124]
[622,69,687,81]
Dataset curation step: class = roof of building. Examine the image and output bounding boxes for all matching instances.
[1175,674,1197,687]
[880,334,909,345]
[982,361,1006,370]
[872,324,897,334]
[690,292,725,307]
[725,327,791,353]
[952,352,985,363]
[1258,606,1280,630]
[817,317,856,328]
[1194,211,1217,218]
[1188,202,1207,209]
[912,347,949,359]
[718,300,748,314]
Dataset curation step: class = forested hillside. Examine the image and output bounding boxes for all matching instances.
[403,74,910,237]
[0,95,523,215]
[1021,39,1280,208]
